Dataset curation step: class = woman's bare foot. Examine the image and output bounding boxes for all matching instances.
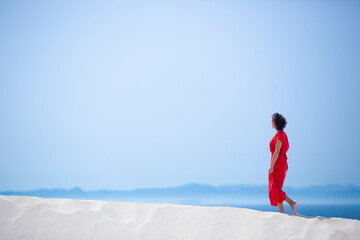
[291,201,297,215]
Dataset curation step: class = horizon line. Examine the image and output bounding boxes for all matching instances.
[1,182,360,193]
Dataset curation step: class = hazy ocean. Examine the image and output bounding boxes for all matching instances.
[204,204,360,221]
[2,193,359,221]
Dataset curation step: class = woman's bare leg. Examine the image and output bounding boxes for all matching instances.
[277,201,284,213]
[284,194,297,214]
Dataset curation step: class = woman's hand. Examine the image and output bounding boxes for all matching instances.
[268,165,274,174]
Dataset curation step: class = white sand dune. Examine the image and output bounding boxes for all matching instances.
[1,195,359,240]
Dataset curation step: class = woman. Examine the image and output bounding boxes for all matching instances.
[268,112,297,215]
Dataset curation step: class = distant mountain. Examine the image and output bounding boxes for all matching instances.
[1,183,359,205]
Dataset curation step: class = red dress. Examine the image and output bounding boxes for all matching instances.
[268,130,289,206]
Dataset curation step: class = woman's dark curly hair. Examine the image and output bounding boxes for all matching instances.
[272,113,287,131]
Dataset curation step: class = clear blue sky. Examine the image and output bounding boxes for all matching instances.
[1,0,359,191]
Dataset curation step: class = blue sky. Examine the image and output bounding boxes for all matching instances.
[0,0,359,191]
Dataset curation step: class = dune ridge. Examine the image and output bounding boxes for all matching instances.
[0,195,359,240]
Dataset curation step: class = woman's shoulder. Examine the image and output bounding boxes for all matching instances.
[276,130,286,138]
[279,130,288,141]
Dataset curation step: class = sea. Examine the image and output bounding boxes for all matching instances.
[2,194,359,221]
[203,203,360,221]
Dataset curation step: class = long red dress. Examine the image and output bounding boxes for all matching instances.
[268,130,289,206]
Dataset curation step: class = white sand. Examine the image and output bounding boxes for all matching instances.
[1,195,359,240]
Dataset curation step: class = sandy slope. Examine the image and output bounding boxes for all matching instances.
[0,195,359,240]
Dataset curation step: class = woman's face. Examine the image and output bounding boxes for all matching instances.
[271,119,275,129]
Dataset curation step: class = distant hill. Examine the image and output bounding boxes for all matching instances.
[1,183,359,205]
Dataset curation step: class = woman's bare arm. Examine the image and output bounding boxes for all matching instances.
[270,139,282,169]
